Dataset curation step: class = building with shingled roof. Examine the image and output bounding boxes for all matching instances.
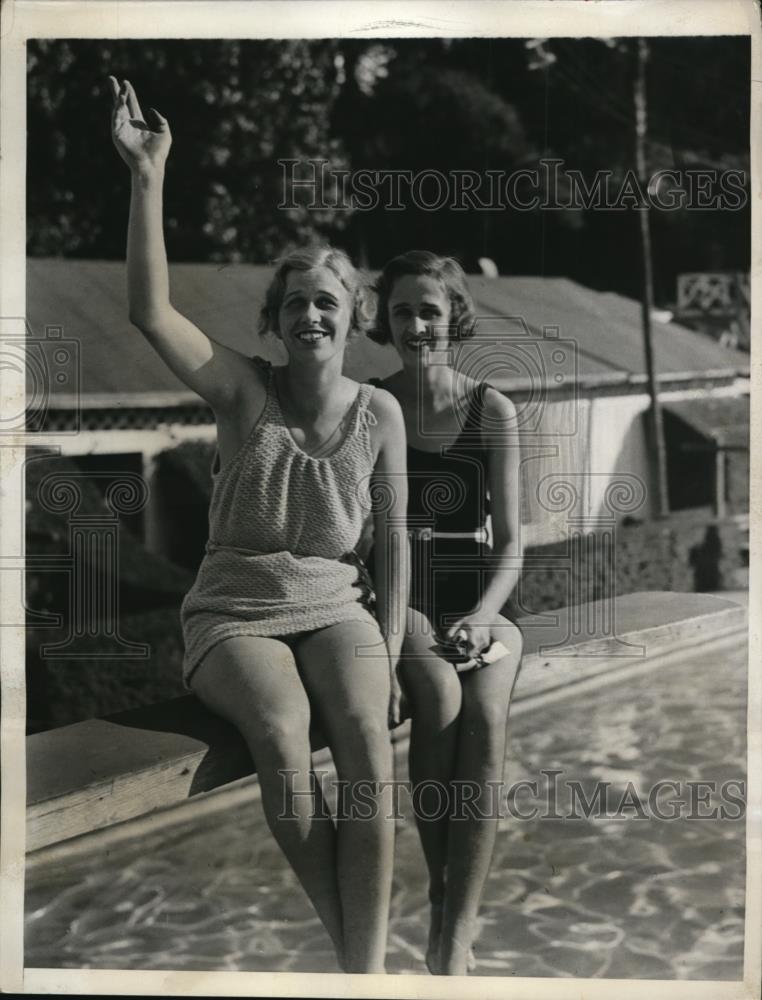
[26,258,750,557]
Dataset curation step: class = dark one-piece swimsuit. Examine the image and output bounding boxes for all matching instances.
[368,380,493,635]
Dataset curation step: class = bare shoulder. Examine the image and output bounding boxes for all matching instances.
[367,384,405,429]
[366,385,406,463]
[482,385,518,423]
[480,385,520,449]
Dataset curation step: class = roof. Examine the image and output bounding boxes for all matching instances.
[26,259,749,401]
[663,394,750,449]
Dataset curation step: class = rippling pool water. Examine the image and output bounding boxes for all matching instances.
[26,641,747,978]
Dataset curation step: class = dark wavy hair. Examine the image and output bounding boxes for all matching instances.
[370,250,475,345]
[258,246,373,340]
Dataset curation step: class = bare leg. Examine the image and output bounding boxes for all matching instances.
[439,618,523,976]
[294,620,396,974]
[398,609,462,973]
[190,636,344,965]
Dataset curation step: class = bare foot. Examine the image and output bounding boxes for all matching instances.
[439,928,478,976]
[425,901,443,974]
[426,901,478,975]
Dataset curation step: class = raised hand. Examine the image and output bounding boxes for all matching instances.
[108,76,171,173]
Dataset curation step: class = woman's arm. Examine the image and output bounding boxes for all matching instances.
[110,77,258,412]
[445,388,523,655]
[478,389,523,617]
[368,389,410,668]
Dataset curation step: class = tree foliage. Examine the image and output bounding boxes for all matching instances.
[27,36,750,302]
[27,39,351,261]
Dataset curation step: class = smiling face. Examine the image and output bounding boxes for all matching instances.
[387,273,453,366]
[277,266,353,361]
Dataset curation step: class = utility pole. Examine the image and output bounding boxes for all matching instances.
[634,37,670,518]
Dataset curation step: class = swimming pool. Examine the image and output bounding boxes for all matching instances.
[25,639,747,977]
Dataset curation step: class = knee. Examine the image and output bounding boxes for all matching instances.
[403,606,443,656]
[249,709,311,765]
[344,707,390,752]
[488,619,523,693]
[335,709,392,779]
[494,618,523,663]
[403,666,462,730]
[400,613,463,727]
[425,687,462,731]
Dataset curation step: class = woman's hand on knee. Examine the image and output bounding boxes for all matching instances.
[443,614,491,661]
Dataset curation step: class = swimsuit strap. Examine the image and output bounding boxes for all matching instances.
[353,382,378,436]
[366,377,489,444]
[462,382,490,432]
[259,359,283,426]
[447,382,491,450]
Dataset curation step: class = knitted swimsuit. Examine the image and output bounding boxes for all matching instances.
[181,359,378,686]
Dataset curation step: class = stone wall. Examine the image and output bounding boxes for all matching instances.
[511,511,748,617]
[25,443,748,730]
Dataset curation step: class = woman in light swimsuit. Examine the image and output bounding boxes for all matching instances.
[109,77,408,974]
[370,251,524,975]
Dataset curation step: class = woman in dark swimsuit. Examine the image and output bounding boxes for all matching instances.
[370,251,524,976]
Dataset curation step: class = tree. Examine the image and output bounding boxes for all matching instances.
[27,36,750,303]
[27,39,352,260]
[516,36,751,299]
[334,40,538,268]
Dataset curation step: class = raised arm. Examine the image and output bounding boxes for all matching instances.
[109,77,257,412]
